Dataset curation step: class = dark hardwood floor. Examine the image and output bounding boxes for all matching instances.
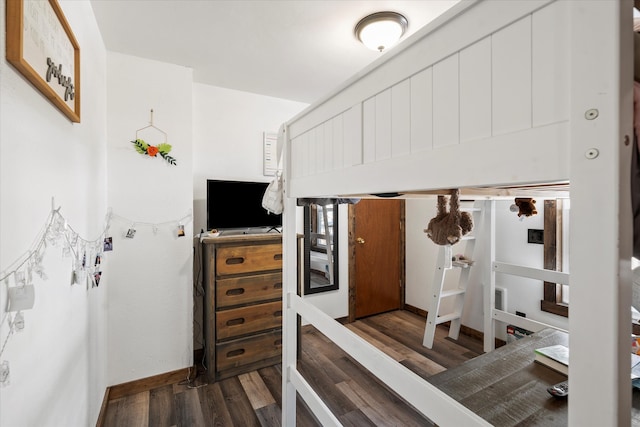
[102,310,484,427]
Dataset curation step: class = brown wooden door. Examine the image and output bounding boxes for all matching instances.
[350,199,404,319]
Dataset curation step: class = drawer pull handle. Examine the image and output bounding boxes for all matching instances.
[274,310,282,318]
[274,253,283,261]
[226,257,245,265]
[274,282,283,290]
[226,288,245,296]
[227,318,245,326]
[227,349,245,358]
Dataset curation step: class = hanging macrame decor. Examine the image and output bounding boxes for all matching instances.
[424,189,473,245]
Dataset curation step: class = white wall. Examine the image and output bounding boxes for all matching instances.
[0,1,108,425]
[191,84,306,350]
[490,199,569,332]
[192,84,307,234]
[405,198,569,340]
[105,52,194,385]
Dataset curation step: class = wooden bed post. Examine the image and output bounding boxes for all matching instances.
[568,1,633,425]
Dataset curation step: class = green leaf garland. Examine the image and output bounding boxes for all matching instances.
[131,138,177,166]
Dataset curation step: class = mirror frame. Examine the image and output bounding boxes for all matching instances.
[303,203,339,294]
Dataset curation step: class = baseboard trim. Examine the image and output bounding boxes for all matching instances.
[108,366,196,400]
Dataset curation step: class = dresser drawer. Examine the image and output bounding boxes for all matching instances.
[216,330,282,372]
[216,300,282,340]
[216,243,282,276]
[216,272,282,308]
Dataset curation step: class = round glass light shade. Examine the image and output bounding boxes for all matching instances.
[355,12,408,52]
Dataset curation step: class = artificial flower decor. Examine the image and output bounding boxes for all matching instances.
[131,138,177,165]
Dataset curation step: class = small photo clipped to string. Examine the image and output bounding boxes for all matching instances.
[126,226,137,239]
[177,224,185,238]
[103,237,113,251]
[93,271,102,287]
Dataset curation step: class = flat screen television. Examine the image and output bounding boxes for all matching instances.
[206,179,281,231]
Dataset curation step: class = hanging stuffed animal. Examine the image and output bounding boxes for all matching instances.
[424,189,473,246]
[514,197,537,217]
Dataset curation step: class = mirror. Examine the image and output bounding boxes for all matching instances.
[303,202,339,294]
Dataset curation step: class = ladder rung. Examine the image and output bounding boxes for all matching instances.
[461,235,476,241]
[461,207,482,212]
[435,312,462,324]
[452,260,474,268]
[440,289,466,298]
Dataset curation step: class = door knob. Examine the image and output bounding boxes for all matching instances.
[356,237,365,244]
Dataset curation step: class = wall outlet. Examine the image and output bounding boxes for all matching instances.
[527,229,544,244]
[516,311,526,318]
[0,361,10,387]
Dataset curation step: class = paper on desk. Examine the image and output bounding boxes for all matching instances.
[631,353,640,380]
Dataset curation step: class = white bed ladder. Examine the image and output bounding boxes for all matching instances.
[423,203,483,349]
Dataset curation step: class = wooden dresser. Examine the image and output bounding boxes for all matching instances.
[201,233,283,381]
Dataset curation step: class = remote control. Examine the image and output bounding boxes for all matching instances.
[547,380,568,398]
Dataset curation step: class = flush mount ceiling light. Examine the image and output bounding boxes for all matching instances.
[355,11,408,52]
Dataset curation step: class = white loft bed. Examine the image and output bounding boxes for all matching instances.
[280,1,634,426]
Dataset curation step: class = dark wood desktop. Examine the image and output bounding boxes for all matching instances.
[428,328,640,426]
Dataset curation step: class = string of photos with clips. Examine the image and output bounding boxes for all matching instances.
[0,197,192,366]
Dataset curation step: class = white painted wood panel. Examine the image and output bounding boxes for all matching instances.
[363,97,376,164]
[567,2,632,425]
[392,79,411,158]
[331,114,343,170]
[290,134,302,178]
[322,120,333,174]
[286,1,549,140]
[459,37,492,143]
[300,131,310,178]
[410,68,433,153]
[375,88,392,161]
[283,2,631,426]
[532,1,569,127]
[492,16,532,136]
[343,104,362,168]
[310,125,320,176]
[433,54,460,148]
[289,122,569,198]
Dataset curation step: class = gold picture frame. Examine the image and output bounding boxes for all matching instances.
[6,0,81,122]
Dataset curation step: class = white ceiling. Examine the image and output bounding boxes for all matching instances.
[90,0,461,104]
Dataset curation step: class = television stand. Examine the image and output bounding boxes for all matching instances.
[200,233,283,382]
[266,226,281,233]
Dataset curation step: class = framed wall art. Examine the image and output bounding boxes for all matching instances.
[6,0,81,122]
